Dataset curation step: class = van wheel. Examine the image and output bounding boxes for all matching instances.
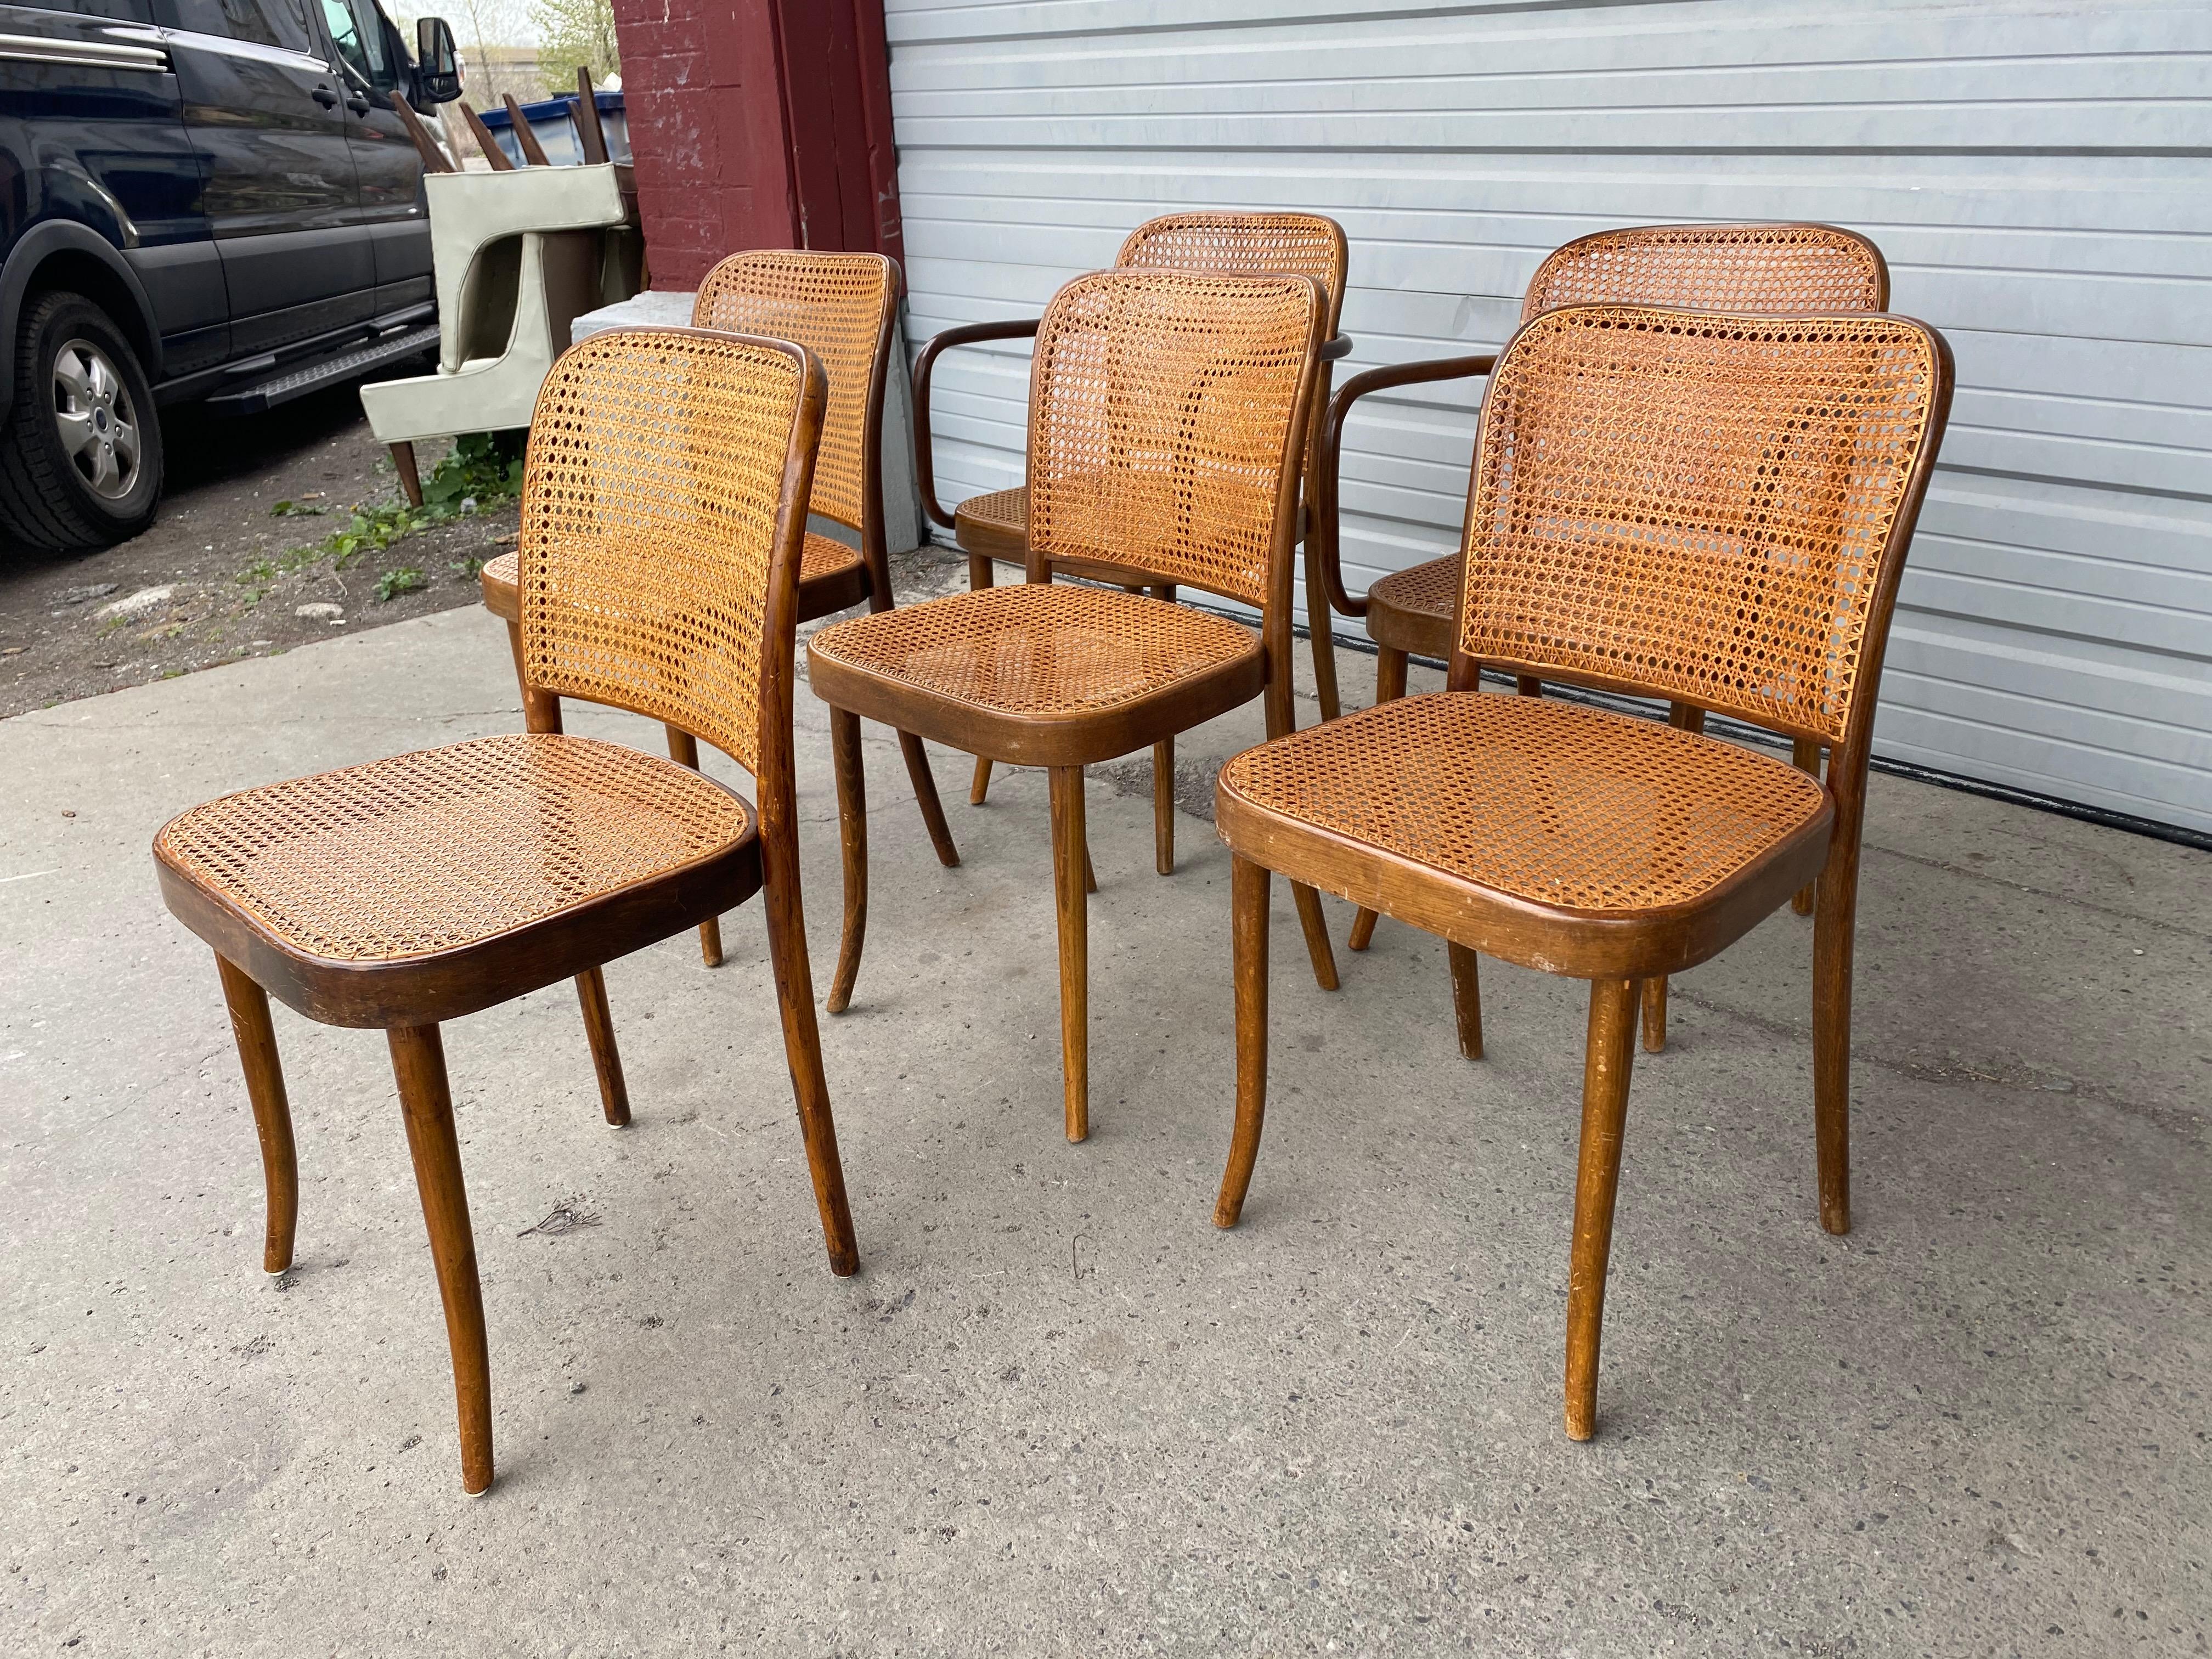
[0,290,163,552]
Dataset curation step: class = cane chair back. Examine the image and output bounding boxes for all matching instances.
[1026,269,1323,610]
[1455,304,1945,749]
[517,326,823,776]
[1522,223,1887,323]
[1119,211,1348,337]
[690,251,896,536]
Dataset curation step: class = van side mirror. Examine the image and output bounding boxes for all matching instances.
[415,18,461,104]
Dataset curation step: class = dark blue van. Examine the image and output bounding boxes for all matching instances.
[0,0,462,551]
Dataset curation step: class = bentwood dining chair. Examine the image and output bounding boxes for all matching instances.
[482,251,960,969]
[811,268,1338,1142]
[1212,302,1952,1440]
[1310,223,1889,1049]
[157,328,860,1493]
[911,212,1352,872]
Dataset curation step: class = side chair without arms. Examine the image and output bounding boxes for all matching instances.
[1310,222,1890,1050]
[910,212,1353,872]
[1214,301,1953,1440]
[482,251,961,971]
[156,328,860,1494]
[810,268,1340,1143]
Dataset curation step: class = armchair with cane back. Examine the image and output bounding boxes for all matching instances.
[1213,301,1953,1439]
[482,251,962,970]
[154,328,861,1494]
[810,268,1340,1144]
[910,212,1352,875]
[1310,222,1889,1052]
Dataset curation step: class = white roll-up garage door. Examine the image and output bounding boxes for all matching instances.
[885,0,2212,836]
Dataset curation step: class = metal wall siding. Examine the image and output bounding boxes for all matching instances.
[884,0,2212,832]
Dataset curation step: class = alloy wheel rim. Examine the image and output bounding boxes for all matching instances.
[53,337,141,501]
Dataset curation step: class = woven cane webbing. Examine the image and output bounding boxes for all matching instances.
[155,734,749,962]
[1119,212,1348,335]
[1522,223,1886,322]
[691,251,894,534]
[1025,270,1318,607]
[809,583,1256,719]
[1455,306,1940,747]
[1369,556,1460,625]
[1221,693,1825,913]
[956,485,1027,538]
[519,328,809,775]
[486,532,856,611]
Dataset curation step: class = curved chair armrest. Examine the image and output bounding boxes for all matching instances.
[912,317,1043,531]
[1319,332,1354,363]
[1313,352,1497,618]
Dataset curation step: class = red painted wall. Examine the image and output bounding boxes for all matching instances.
[607,0,903,291]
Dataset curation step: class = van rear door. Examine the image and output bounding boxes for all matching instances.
[153,0,374,356]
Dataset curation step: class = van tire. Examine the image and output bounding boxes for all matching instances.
[0,290,163,553]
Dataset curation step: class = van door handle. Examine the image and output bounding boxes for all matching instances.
[311,83,339,108]
[345,90,371,115]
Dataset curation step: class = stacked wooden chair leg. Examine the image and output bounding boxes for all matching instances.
[483,251,959,972]
[157,328,859,1493]
[1212,301,1952,1438]
[1311,222,1891,1051]
[910,212,1354,866]
[812,268,1340,1142]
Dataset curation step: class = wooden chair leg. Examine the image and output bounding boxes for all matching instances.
[1448,942,1483,1060]
[216,955,297,1276]
[664,726,724,967]
[1305,538,1341,723]
[572,967,629,1126]
[1291,883,1338,991]
[1813,835,1860,1236]
[1791,738,1822,915]
[1565,976,1638,1442]
[503,619,562,735]
[1153,737,1175,876]
[1150,580,1177,876]
[387,1023,493,1494]
[897,731,961,868]
[968,553,996,806]
[1641,703,1708,1054]
[826,704,868,1015]
[1348,645,1410,952]
[759,811,861,1276]
[1639,974,1667,1053]
[1048,765,1090,1143]
[1214,854,1271,1227]
[390,441,423,508]
[1083,844,1098,894]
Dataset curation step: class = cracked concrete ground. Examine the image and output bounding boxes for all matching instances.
[2,592,2206,1656]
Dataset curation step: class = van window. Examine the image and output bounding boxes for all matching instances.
[319,0,392,88]
[159,0,318,55]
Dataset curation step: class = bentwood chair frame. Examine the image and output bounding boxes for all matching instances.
[483,251,961,969]
[156,328,859,1493]
[1214,301,1953,1439]
[910,212,1353,872]
[810,268,1339,1142]
[1309,222,1889,1048]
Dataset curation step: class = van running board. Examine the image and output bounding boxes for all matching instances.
[204,325,440,415]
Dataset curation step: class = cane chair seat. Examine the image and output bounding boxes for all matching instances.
[154,732,760,1025]
[1217,692,1831,978]
[479,532,867,625]
[1364,555,1459,661]
[809,582,1263,769]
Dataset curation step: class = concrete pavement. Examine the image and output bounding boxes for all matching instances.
[2,586,2205,1655]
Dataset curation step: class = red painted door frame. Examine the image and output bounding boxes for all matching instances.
[607,0,903,290]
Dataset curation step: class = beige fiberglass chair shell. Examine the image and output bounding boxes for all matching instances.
[359,163,635,507]
[1309,222,1888,1050]
[909,212,1352,875]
